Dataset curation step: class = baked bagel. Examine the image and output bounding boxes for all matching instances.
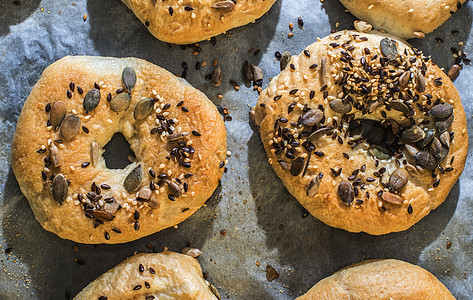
[74,251,219,299]
[121,0,277,44]
[339,0,466,39]
[11,56,227,244]
[254,30,467,235]
[298,259,455,299]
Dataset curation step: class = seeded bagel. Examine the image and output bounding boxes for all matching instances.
[121,0,277,44]
[74,251,219,299]
[297,259,455,299]
[254,30,467,235]
[11,56,227,244]
[339,0,466,39]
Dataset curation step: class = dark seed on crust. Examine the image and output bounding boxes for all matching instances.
[50,101,66,128]
[133,285,142,291]
[83,88,100,114]
[278,159,290,171]
[415,71,426,93]
[299,109,323,126]
[134,222,140,231]
[122,67,137,93]
[124,165,143,193]
[435,113,454,133]
[110,93,132,112]
[338,180,354,206]
[329,98,352,114]
[59,114,81,141]
[400,125,425,143]
[290,157,305,176]
[429,103,453,119]
[52,174,68,205]
[408,204,413,214]
[389,168,408,191]
[381,191,403,205]
[380,38,397,60]
[134,98,156,120]
[308,126,334,142]
[414,151,438,170]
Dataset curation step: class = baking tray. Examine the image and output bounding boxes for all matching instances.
[0,0,472,299]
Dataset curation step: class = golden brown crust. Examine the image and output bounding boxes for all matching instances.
[121,0,277,44]
[74,251,218,300]
[339,0,467,39]
[11,56,227,244]
[254,30,468,235]
[298,259,455,299]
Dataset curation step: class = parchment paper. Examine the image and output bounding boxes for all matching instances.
[0,0,472,299]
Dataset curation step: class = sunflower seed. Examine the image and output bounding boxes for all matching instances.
[435,113,454,133]
[280,51,291,71]
[389,168,408,191]
[429,137,443,158]
[211,66,222,87]
[354,20,372,32]
[181,247,203,257]
[137,187,152,201]
[429,103,453,119]
[439,131,450,147]
[417,129,435,148]
[167,180,182,198]
[290,157,305,176]
[308,126,334,141]
[368,145,391,160]
[447,64,461,80]
[299,109,323,126]
[380,38,397,60]
[306,177,320,197]
[124,165,143,193]
[400,125,425,143]
[49,143,61,167]
[320,57,327,84]
[390,100,409,114]
[110,93,132,112]
[404,144,419,157]
[278,159,291,171]
[50,101,66,129]
[338,180,354,206]
[415,71,426,93]
[250,64,263,81]
[211,0,234,12]
[59,114,81,141]
[134,98,156,120]
[52,174,67,205]
[122,67,137,93]
[83,88,100,114]
[92,210,115,221]
[414,151,437,170]
[243,60,253,82]
[329,98,352,114]
[397,71,410,89]
[167,132,190,141]
[91,142,99,166]
[381,191,403,205]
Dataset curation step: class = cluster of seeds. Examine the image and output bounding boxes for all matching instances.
[267,33,457,213]
[39,66,206,240]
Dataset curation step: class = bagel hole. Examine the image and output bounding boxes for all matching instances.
[102,132,136,169]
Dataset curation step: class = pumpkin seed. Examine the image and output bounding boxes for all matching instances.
[122,67,137,93]
[368,145,391,160]
[124,165,143,193]
[389,168,408,191]
[381,191,403,205]
[92,210,115,221]
[290,157,305,176]
[299,109,323,126]
[338,180,354,206]
[166,132,190,141]
[397,71,410,89]
[83,88,100,114]
[429,103,453,119]
[52,173,67,205]
[435,113,454,133]
[211,0,235,12]
[49,143,61,167]
[416,129,435,148]
[133,98,156,120]
[400,125,425,143]
[137,187,152,201]
[329,98,352,114]
[404,144,419,157]
[167,180,182,198]
[380,38,397,60]
[429,137,442,158]
[251,64,263,81]
[414,151,437,170]
[280,51,291,71]
[59,114,81,141]
[91,141,99,166]
[390,100,409,115]
[50,101,66,129]
[439,131,450,147]
[308,126,334,141]
[438,145,449,162]
[306,177,320,197]
[211,66,222,87]
[110,93,132,112]
[415,72,426,93]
